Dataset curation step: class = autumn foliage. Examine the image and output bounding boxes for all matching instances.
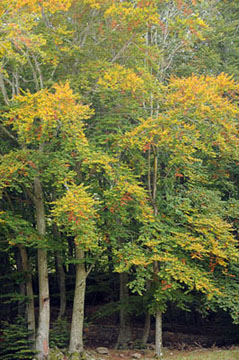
[1,0,239,358]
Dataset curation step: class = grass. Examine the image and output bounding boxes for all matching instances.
[163,347,239,360]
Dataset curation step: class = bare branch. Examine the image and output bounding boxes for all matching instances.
[86,263,94,278]
[152,146,158,215]
[147,145,153,202]
[32,55,44,89]
[0,73,10,105]
[110,38,133,63]
[0,124,18,142]
[13,70,20,96]
[25,51,40,91]
[25,186,38,204]
[40,5,52,28]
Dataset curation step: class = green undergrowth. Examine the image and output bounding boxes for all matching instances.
[0,316,36,360]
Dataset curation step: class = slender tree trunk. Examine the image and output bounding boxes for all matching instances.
[115,272,131,349]
[150,149,163,357]
[56,251,66,319]
[34,177,50,360]
[142,312,151,345]
[155,311,163,358]
[153,261,163,358]
[36,248,50,359]
[52,222,66,319]
[69,247,86,354]
[18,245,35,341]
[68,237,75,278]
[14,248,25,317]
[141,280,151,345]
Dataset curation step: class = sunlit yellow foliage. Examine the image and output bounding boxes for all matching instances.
[124,73,239,162]
[52,184,99,250]
[82,0,113,9]
[98,64,145,95]
[4,82,93,148]
[1,0,72,14]
[117,73,239,302]
[104,1,160,28]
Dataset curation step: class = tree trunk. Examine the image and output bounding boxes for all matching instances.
[142,312,151,345]
[34,177,50,360]
[52,222,66,319]
[141,280,151,345]
[18,245,35,342]
[155,311,163,358]
[115,272,131,349]
[14,248,25,317]
[56,251,66,319]
[69,247,86,354]
[68,237,75,279]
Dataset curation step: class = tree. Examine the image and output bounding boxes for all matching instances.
[81,150,154,348]
[0,82,92,358]
[52,184,100,354]
[116,73,239,357]
[1,0,239,357]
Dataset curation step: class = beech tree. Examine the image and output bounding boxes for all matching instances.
[0,82,93,358]
[80,152,154,348]
[116,73,239,357]
[52,184,100,354]
[0,1,158,356]
[1,0,239,358]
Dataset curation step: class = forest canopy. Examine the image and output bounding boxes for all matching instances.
[1,1,239,359]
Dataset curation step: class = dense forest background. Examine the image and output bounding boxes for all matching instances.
[1,1,239,359]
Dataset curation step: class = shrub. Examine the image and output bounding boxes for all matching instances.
[50,317,70,349]
[0,316,36,360]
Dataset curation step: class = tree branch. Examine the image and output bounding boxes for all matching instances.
[0,73,10,105]
[32,55,44,89]
[110,38,133,63]
[0,124,18,142]
[25,186,38,205]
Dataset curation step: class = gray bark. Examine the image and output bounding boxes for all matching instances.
[34,177,50,360]
[150,151,162,357]
[52,222,66,319]
[69,247,86,354]
[155,311,163,358]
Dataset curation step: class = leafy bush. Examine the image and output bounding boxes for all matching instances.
[50,317,70,349]
[0,316,36,360]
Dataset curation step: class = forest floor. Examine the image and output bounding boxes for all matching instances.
[83,346,239,360]
[80,325,239,360]
[51,307,239,359]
